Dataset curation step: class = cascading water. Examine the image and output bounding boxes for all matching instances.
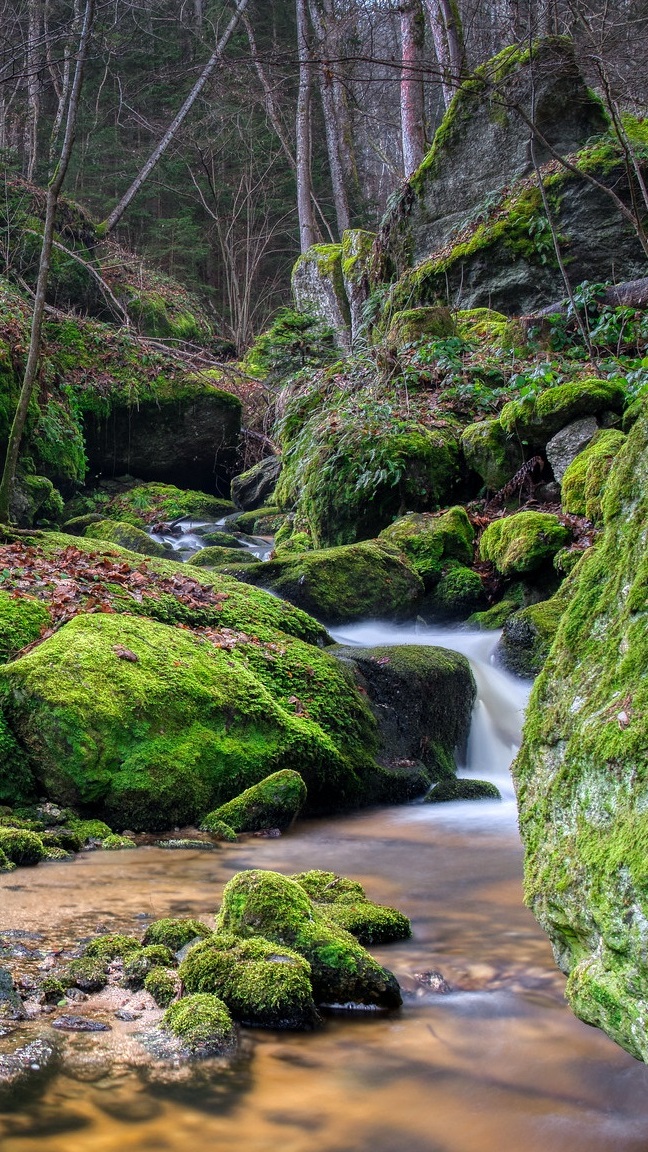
[330,621,531,809]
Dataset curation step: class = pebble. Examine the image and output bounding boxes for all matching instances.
[52,1015,111,1032]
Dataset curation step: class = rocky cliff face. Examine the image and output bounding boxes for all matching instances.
[513,406,648,1061]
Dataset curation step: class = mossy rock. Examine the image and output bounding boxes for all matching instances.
[561,429,627,521]
[0,592,50,663]
[272,532,313,558]
[291,244,351,352]
[378,506,474,591]
[162,993,237,1056]
[0,828,45,866]
[385,306,455,347]
[10,474,64,529]
[229,506,283,535]
[203,770,306,834]
[426,563,485,621]
[332,644,475,790]
[513,409,648,1060]
[188,545,249,568]
[216,869,402,1009]
[455,308,524,350]
[84,520,166,557]
[241,540,424,624]
[479,511,570,575]
[291,870,411,946]
[143,918,212,952]
[465,582,525,630]
[494,591,569,678]
[0,611,384,828]
[500,379,626,448]
[231,456,281,512]
[461,418,525,491]
[40,828,84,853]
[67,817,113,843]
[144,968,177,1008]
[123,945,176,989]
[63,514,104,535]
[0,849,16,873]
[84,934,141,961]
[101,833,136,850]
[96,483,235,528]
[179,932,318,1029]
[63,957,109,992]
[426,778,501,802]
[199,816,237,842]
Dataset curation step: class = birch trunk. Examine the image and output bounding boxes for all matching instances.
[296,0,317,252]
[400,0,426,179]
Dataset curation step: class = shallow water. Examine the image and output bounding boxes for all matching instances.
[2,628,648,1151]
[147,517,273,562]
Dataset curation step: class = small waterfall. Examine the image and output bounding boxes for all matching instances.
[329,621,531,807]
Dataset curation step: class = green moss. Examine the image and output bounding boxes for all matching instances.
[40,828,84,853]
[123,945,176,989]
[188,546,247,568]
[428,563,484,620]
[273,531,313,558]
[67,817,113,842]
[144,967,177,1007]
[162,993,237,1055]
[143,918,212,952]
[229,506,283,534]
[500,378,626,444]
[216,869,402,1009]
[241,540,423,624]
[341,229,375,283]
[0,827,45,865]
[43,845,73,861]
[179,932,318,1029]
[84,933,141,961]
[456,308,525,351]
[496,592,568,677]
[242,308,338,382]
[561,429,626,520]
[290,869,366,904]
[203,770,306,833]
[480,511,570,575]
[0,849,16,873]
[84,520,167,557]
[379,506,474,590]
[21,475,64,526]
[101,833,136,850]
[199,816,237,841]
[40,977,66,1003]
[461,418,525,492]
[0,593,50,663]
[385,307,455,347]
[63,957,109,992]
[426,777,501,802]
[98,484,236,528]
[291,870,411,945]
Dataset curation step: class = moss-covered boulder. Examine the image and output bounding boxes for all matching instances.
[188,546,256,568]
[378,506,474,590]
[143,918,212,952]
[494,591,568,678]
[123,945,176,989]
[0,593,50,663]
[202,770,306,834]
[426,778,501,802]
[561,429,627,521]
[385,306,455,348]
[341,229,375,340]
[77,482,236,527]
[179,932,318,1028]
[0,609,391,826]
[84,933,140,961]
[291,244,351,352]
[63,957,109,992]
[513,407,648,1061]
[231,456,281,511]
[479,511,570,575]
[241,540,424,623]
[500,379,626,449]
[426,563,485,621]
[144,968,177,1007]
[84,519,166,557]
[216,869,402,1009]
[292,870,411,946]
[461,418,525,492]
[333,644,475,793]
[162,993,238,1056]
[0,828,45,866]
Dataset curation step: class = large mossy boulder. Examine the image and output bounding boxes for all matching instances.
[291,244,351,352]
[378,506,474,590]
[0,593,50,663]
[480,511,570,575]
[560,429,627,521]
[231,456,281,511]
[82,381,242,493]
[215,869,402,1009]
[202,770,307,834]
[499,379,626,449]
[66,481,235,528]
[241,541,424,623]
[292,870,411,946]
[513,408,648,1061]
[341,229,375,341]
[179,933,318,1029]
[84,519,166,557]
[0,612,383,826]
[332,644,476,789]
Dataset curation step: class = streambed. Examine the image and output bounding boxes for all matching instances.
[1,628,647,1151]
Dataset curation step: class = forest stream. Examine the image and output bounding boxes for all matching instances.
[1,627,648,1152]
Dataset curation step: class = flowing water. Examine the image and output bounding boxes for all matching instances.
[147,517,273,562]
[2,625,648,1151]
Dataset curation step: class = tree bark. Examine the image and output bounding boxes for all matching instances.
[23,0,42,180]
[296,0,317,252]
[425,0,463,110]
[308,0,350,235]
[400,0,426,179]
[100,0,250,235]
[0,0,96,524]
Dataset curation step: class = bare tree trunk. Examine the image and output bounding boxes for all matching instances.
[49,0,81,164]
[296,0,317,252]
[319,0,359,201]
[308,0,350,235]
[0,0,96,524]
[400,0,426,179]
[23,0,42,180]
[425,0,463,109]
[100,0,249,235]
[242,11,295,171]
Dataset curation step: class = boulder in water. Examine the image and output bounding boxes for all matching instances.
[162,993,238,1057]
[84,519,166,557]
[201,770,307,834]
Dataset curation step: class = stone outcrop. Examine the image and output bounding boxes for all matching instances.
[513,405,648,1060]
[291,244,351,351]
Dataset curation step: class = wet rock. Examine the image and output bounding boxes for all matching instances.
[154,839,217,851]
[231,456,281,511]
[414,970,452,993]
[0,968,27,1021]
[425,778,501,802]
[0,1036,58,1091]
[202,770,306,834]
[546,416,598,482]
[52,1016,111,1032]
